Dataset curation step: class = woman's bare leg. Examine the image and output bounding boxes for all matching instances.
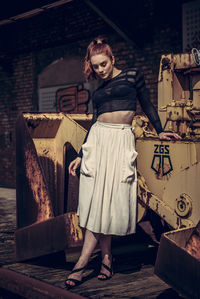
[66,229,99,286]
[98,234,112,279]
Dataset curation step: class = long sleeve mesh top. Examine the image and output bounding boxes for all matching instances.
[78,68,163,157]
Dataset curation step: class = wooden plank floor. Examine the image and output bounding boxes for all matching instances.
[0,188,184,299]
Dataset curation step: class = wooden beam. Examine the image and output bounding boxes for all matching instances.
[0,0,73,26]
[84,0,136,46]
[0,268,85,299]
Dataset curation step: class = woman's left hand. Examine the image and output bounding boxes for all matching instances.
[158,132,182,140]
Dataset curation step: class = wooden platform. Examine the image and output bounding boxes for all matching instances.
[0,187,184,299]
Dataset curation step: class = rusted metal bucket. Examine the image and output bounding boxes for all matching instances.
[154,224,200,299]
[15,112,92,261]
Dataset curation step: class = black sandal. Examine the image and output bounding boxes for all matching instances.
[98,262,113,281]
[65,266,85,289]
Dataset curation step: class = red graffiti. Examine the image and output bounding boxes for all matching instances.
[56,84,89,113]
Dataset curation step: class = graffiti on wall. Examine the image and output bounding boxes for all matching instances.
[56,84,90,113]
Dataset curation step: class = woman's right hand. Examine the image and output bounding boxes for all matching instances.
[68,157,82,176]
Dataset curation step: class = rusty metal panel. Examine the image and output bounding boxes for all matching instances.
[15,214,68,261]
[136,138,200,229]
[185,222,200,259]
[23,112,90,216]
[15,112,89,260]
[15,212,83,261]
[16,113,54,229]
[137,171,193,229]
[27,118,62,138]
[155,226,200,299]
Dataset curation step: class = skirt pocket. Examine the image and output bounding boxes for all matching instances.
[121,149,138,183]
[80,143,95,177]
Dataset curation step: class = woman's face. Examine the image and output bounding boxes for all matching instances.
[90,54,114,80]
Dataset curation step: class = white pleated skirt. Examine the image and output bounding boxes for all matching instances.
[77,121,138,236]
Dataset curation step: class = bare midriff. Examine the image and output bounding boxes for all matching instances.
[97,110,136,125]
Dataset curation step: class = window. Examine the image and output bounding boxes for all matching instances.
[182,0,200,52]
[38,85,69,112]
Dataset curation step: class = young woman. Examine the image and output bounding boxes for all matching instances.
[65,37,180,288]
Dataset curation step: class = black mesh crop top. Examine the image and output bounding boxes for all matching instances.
[78,68,163,157]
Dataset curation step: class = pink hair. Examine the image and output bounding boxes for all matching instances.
[84,37,114,81]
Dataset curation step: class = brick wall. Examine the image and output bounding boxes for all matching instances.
[0,0,185,187]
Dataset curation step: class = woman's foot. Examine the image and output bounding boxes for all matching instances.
[65,259,87,289]
[98,255,113,280]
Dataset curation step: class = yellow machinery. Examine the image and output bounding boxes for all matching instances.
[137,52,200,298]
[15,112,88,260]
[15,52,200,297]
[136,53,200,230]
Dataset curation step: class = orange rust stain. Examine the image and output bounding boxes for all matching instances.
[25,148,54,222]
[185,223,200,260]
[68,213,83,242]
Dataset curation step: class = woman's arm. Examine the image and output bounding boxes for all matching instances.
[136,70,181,140]
[68,157,82,176]
[136,69,163,134]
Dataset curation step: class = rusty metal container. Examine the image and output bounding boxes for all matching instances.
[154,225,200,299]
[22,112,92,219]
[15,112,93,261]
